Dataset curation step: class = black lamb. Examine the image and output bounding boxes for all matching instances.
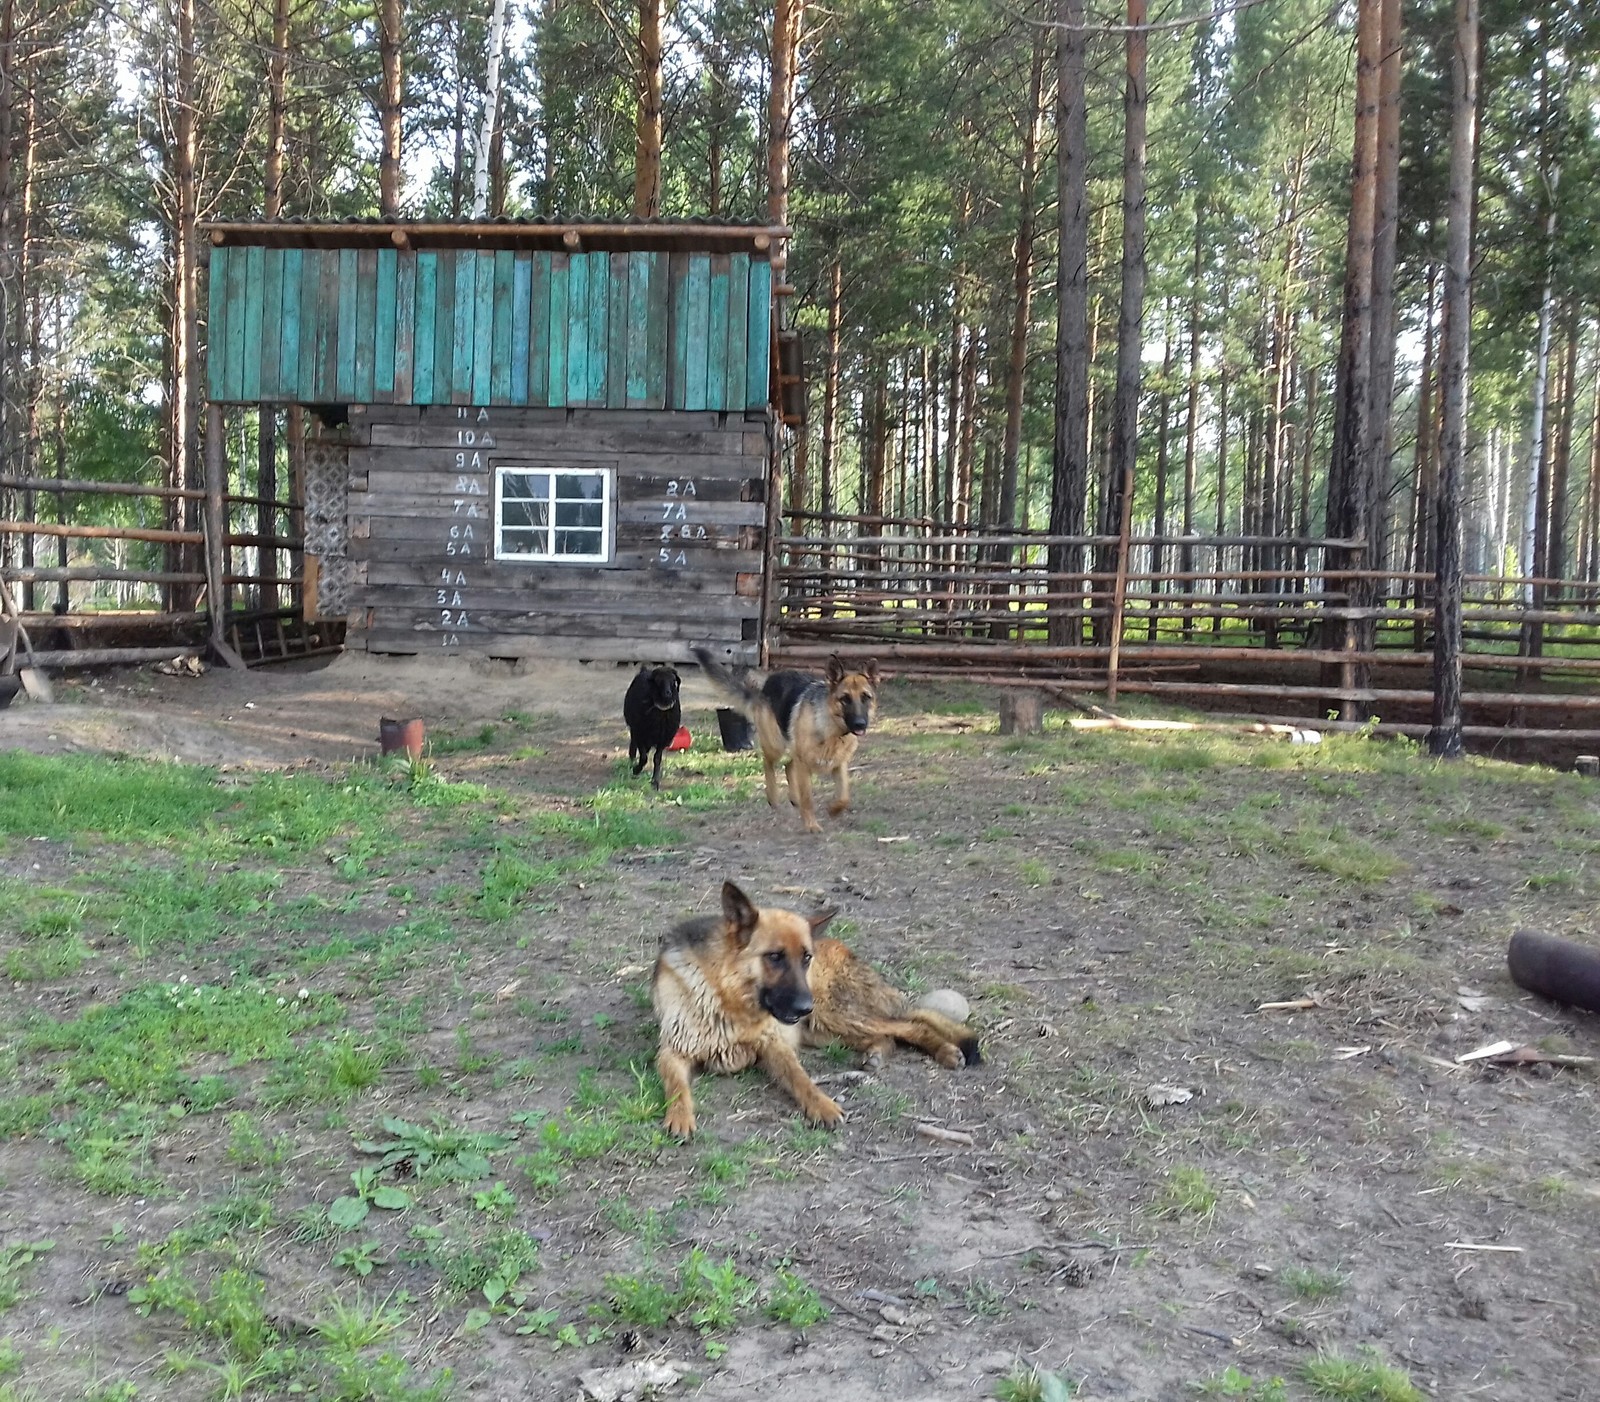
[624,664,683,790]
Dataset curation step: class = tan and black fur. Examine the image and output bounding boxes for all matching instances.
[651,881,980,1138]
[693,648,879,834]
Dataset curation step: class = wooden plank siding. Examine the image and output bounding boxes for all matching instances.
[341,404,770,662]
[206,244,775,412]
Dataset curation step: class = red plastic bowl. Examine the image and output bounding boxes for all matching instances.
[667,725,692,752]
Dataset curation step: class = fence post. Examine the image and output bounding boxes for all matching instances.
[1106,467,1134,704]
[203,403,247,670]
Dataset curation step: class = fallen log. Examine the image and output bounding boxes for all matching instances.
[1507,928,1600,1016]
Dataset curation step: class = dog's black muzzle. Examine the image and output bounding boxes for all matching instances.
[760,987,813,1025]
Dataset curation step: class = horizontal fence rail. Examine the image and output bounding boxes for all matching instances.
[772,514,1600,748]
[0,467,329,669]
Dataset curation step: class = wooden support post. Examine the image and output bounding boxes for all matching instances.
[998,690,1046,735]
[759,428,783,667]
[203,403,247,671]
[1106,466,1134,704]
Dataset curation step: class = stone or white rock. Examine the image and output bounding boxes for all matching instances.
[916,988,970,1024]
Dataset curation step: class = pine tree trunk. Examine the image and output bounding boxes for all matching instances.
[1579,360,1600,586]
[0,0,13,549]
[1100,0,1148,647]
[1180,203,1201,640]
[996,27,1047,551]
[260,0,289,613]
[820,255,841,521]
[1047,0,1090,646]
[378,0,404,217]
[1428,0,1478,759]
[632,0,663,216]
[1325,0,1382,701]
[13,85,33,603]
[1545,305,1579,595]
[1149,306,1173,641]
[1410,265,1437,645]
[956,326,978,525]
[1362,0,1402,623]
[767,0,803,282]
[174,0,203,606]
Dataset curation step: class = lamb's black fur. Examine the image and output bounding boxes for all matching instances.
[624,664,682,790]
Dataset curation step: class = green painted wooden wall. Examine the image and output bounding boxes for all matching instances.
[206,245,774,412]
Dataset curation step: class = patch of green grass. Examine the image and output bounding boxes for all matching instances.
[0,753,223,844]
[427,1227,542,1303]
[1425,815,1504,839]
[1193,1366,1288,1399]
[604,1249,757,1335]
[1152,1165,1220,1222]
[1281,1265,1347,1301]
[1525,869,1578,892]
[431,724,499,754]
[1020,858,1052,887]
[1301,1349,1422,1401]
[24,980,338,1113]
[995,1365,1076,1400]
[765,1270,829,1328]
[0,1243,52,1312]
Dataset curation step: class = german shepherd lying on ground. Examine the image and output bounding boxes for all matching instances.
[623,664,682,790]
[651,881,980,1138]
[692,648,879,834]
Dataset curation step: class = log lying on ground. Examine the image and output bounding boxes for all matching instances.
[1507,928,1600,1015]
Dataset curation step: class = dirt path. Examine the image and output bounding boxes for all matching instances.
[1,659,1597,1400]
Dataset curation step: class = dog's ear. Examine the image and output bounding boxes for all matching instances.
[722,881,761,945]
[826,653,846,685]
[807,906,837,936]
[863,658,880,688]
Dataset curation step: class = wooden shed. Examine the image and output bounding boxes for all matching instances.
[202,220,782,665]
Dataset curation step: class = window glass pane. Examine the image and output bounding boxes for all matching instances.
[555,473,602,501]
[499,528,544,556]
[501,498,549,530]
[555,500,603,529]
[555,529,603,557]
[501,473,549,501]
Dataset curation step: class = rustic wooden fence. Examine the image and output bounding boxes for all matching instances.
[0,470,337,668]
[771,512,1600,746]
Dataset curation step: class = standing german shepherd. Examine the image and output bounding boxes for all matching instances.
[651,881,980,1139]
[692,648,879,834]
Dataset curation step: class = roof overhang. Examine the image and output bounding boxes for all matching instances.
[200,220,786,257]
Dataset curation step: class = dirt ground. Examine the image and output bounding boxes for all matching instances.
[2,654,1599,1401]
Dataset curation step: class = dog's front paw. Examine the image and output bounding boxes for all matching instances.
[805,1095,844,1128]
[802,819,823,835]
[827,799,850,817]
[664,1104,696,1140]
[933,1042,965,1069]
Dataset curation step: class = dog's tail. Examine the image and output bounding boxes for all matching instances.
[691,645,764,714]
[910,1007,983,1066]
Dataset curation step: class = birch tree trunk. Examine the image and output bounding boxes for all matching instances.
[473,0,510,219]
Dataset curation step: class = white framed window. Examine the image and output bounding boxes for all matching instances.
[494,465,613,563]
